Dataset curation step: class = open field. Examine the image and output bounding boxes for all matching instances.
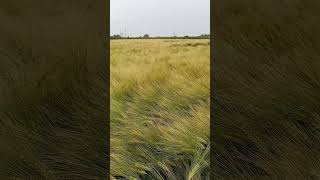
[111,39,210,179]
[212,0,320,179]
[0,39,108,179]
[1,2,108,178]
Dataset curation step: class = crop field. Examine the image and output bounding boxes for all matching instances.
[0,42,108,179]
[110,39,210,179]
[211,0,320,179]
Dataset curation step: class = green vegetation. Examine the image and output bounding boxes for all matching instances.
[110,39,210,179]
[0,1,108,178]
[212,0,320,179]
[0,40,108,179]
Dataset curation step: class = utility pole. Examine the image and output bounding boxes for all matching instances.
[173,32,177,37]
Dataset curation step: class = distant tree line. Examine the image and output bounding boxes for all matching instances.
[110,34,210,39]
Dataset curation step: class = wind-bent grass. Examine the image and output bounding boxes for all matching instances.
[111,39,210,179]
[212,0,320,179]
[0,46,108,179]
[0,2,108,179]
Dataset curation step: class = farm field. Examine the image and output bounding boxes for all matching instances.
[0,45,108,178]
[110,39,210,179]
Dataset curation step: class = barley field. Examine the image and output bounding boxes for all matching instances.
[110,39,210,179]
[0,40,108,178]
[211,0,320,178]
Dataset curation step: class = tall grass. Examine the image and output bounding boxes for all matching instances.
[212,0,320,179]
[0,38,108,179]
[0,28,108,179]
[0,1,108,178]
[110,39,210,179]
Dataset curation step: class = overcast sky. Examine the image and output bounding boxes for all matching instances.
[111,0,210,37]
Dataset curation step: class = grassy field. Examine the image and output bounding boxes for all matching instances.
[110,39,210,179]
[0,45,108,179]
[212,0,320,179]
[1,2,108,178]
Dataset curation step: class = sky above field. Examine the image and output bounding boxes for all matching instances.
[111,0,210,37]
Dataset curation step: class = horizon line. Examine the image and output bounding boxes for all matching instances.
[109,34,210,37]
